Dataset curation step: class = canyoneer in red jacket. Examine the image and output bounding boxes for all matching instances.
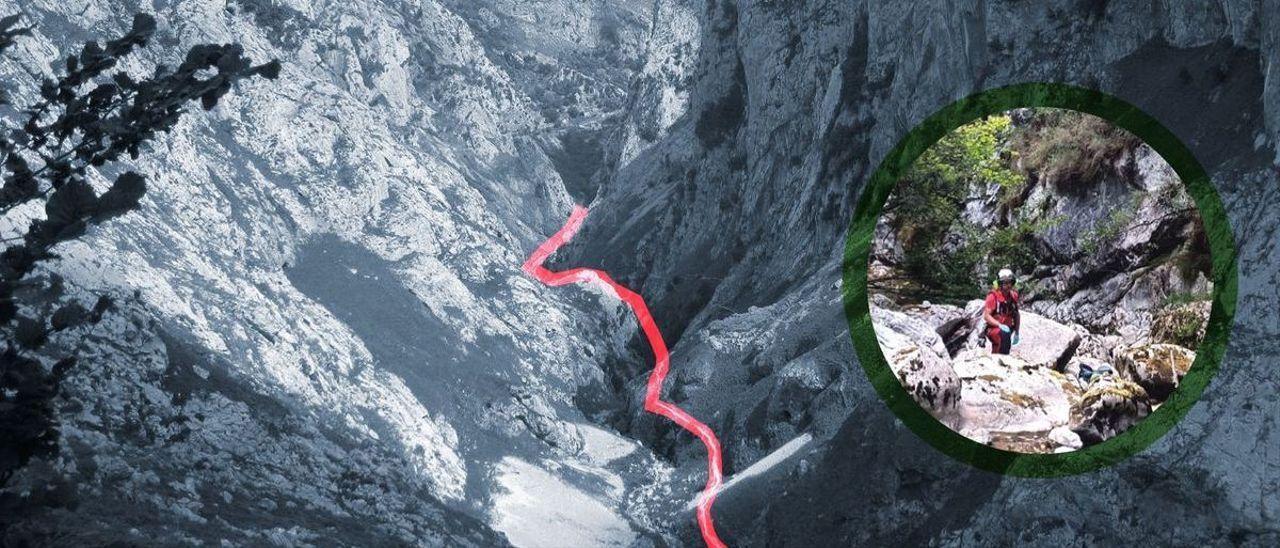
[983,268,1021,355]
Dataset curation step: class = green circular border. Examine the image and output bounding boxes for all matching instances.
[842,83,1238,477]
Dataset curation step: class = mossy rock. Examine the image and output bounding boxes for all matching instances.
[1072,375,1152,446]
[1113,343,1196,401]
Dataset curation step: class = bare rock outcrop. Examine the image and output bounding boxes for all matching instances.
[950,350,1082,453]
[1072,375,1153,446]
[1114,343,1197,401]
[870,304,963,428]
[1009,311,1083,369]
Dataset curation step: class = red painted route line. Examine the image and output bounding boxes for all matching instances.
[522,205,727,548]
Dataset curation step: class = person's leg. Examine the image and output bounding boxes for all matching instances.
[987,328,1005,354]
[998,332,1011,354]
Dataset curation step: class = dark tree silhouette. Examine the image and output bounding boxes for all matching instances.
[0,13,278,488]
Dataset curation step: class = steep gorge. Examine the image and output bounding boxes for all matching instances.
[0,1,1277,546]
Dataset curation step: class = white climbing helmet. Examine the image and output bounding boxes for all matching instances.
[997,268,1015,283]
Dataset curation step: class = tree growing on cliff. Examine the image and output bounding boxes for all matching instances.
[886,115,1040,300]
[0,13,279,488]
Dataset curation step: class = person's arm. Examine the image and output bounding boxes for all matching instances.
[983,307,1001,328]
[982,294,1003,329]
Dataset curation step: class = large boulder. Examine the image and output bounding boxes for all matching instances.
[961,305,1081,367]
[950,349,1083,453]
[906,302,968,328]
[897,301,973,357]
[871,301,951,357]
[1072,375,1152,446]
[1113,343,1197,401]
[1071,323,1123,361]
[1048,426,1084,453]
[1009,311,1082,369]
[870,304,963,428]
[962,299,989,350]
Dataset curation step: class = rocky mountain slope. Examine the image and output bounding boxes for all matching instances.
[1,0,1278,546]
[565,0,1279,545]
[1,0,665,544]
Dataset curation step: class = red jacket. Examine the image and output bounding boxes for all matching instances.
[985,288,1020,329]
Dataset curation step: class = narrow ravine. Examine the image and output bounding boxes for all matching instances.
[523,205,727,548]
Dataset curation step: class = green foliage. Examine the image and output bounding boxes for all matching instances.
[1150,291,1212,349]
[908,115,1023,191]
[1151,300,1210,350]
[888,115,1048,300]
[985,214,1064,274]
[903,214,1062,301]
[892,115,1024,232]
[1010,108,1141,185]
[0,13,277,488]
[883,108,1153,302]
[1160,291,1213,308]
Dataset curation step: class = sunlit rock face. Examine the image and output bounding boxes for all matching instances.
[0,0,662,543]
[1113,343,1196,401]
[868,301,1170,455]
[869,302,963,428]
[3,0,1279,546]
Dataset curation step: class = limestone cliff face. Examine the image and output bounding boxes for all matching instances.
[1,0,1278,546]
[0,0,661,544]
[571,0,1279,545]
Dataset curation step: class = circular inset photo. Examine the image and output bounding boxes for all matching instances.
[844,84,1237,476]
[869,107,1212,454]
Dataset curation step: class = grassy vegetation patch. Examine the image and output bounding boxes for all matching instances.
[1010,108,1142,186]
